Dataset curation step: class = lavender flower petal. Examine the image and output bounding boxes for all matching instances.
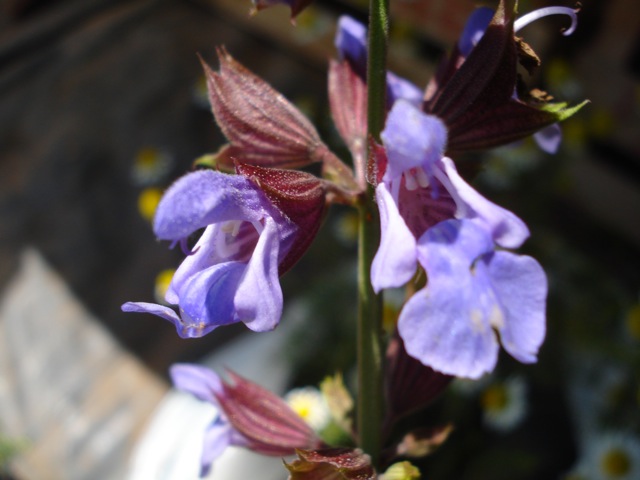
[534,123,562,154]
[122,302,195,338]
[458,7,494,56]
[335,15,367,72]
[485,251,547,363]
[234,217,283,332]
[398,220,499,379]
[381,100,447,183]
[153,170,265,241]
[387,72,423,107]
[371,183,417,292]
[170,363,223,402]
[438,157,529,249]
[199,418,235,477]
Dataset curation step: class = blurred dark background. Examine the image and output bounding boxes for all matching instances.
[0,0,639,479]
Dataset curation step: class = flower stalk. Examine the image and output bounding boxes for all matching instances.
[356,0,389,466]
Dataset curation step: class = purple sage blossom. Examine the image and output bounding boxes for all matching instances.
[454,4,580,153]
[372,99,545,378]
[371,100,529,292]
[170,364,248,477]
[397,219,547,379]
[335,15,423,107]
[122,169,299,338]
[171,364,321,477]
[337,5,585,157]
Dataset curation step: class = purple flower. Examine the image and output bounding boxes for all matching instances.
[334,15,423,107]
[397,219,547,379]
[371,100,529,292]
[170,364,247,477]
[122,167,326,338]
[372,100,544,378]
[170,364,321,477]
[457,7,494,56]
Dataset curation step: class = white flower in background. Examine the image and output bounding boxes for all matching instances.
[480,376,528,432]
[285,386,331,432]
[561,465,592,480]
[450,374,490,397]
[585,432,640,480]
[131,146,173,186]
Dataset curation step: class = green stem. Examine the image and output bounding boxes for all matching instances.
[356,200,383,464]
[356,0,389,466]
[367,0,390,143]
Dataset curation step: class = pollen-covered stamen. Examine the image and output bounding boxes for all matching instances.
[514,5,579,36]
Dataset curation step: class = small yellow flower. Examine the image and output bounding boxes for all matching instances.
[154,269,175,304]
[137,187,163,222]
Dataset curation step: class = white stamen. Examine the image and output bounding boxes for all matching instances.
[216,221,243,258]
[514,6,579,36]
[404,170,418,191]
[415,167,430,188]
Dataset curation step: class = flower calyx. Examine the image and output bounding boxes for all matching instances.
[285,447,376,480]
[203,47,328,170]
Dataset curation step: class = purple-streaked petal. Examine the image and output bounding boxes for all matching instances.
[234,217,283,332]
[371,183,417,292]
[534,123,562,154]
[438,157,529,249]
[153,170,266,241]
[170,363,224,402]
[381,100,447,183]
[458,7,494,56]
[485,251,547,363]
[387,72,423,106]
[335,15,367,73]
